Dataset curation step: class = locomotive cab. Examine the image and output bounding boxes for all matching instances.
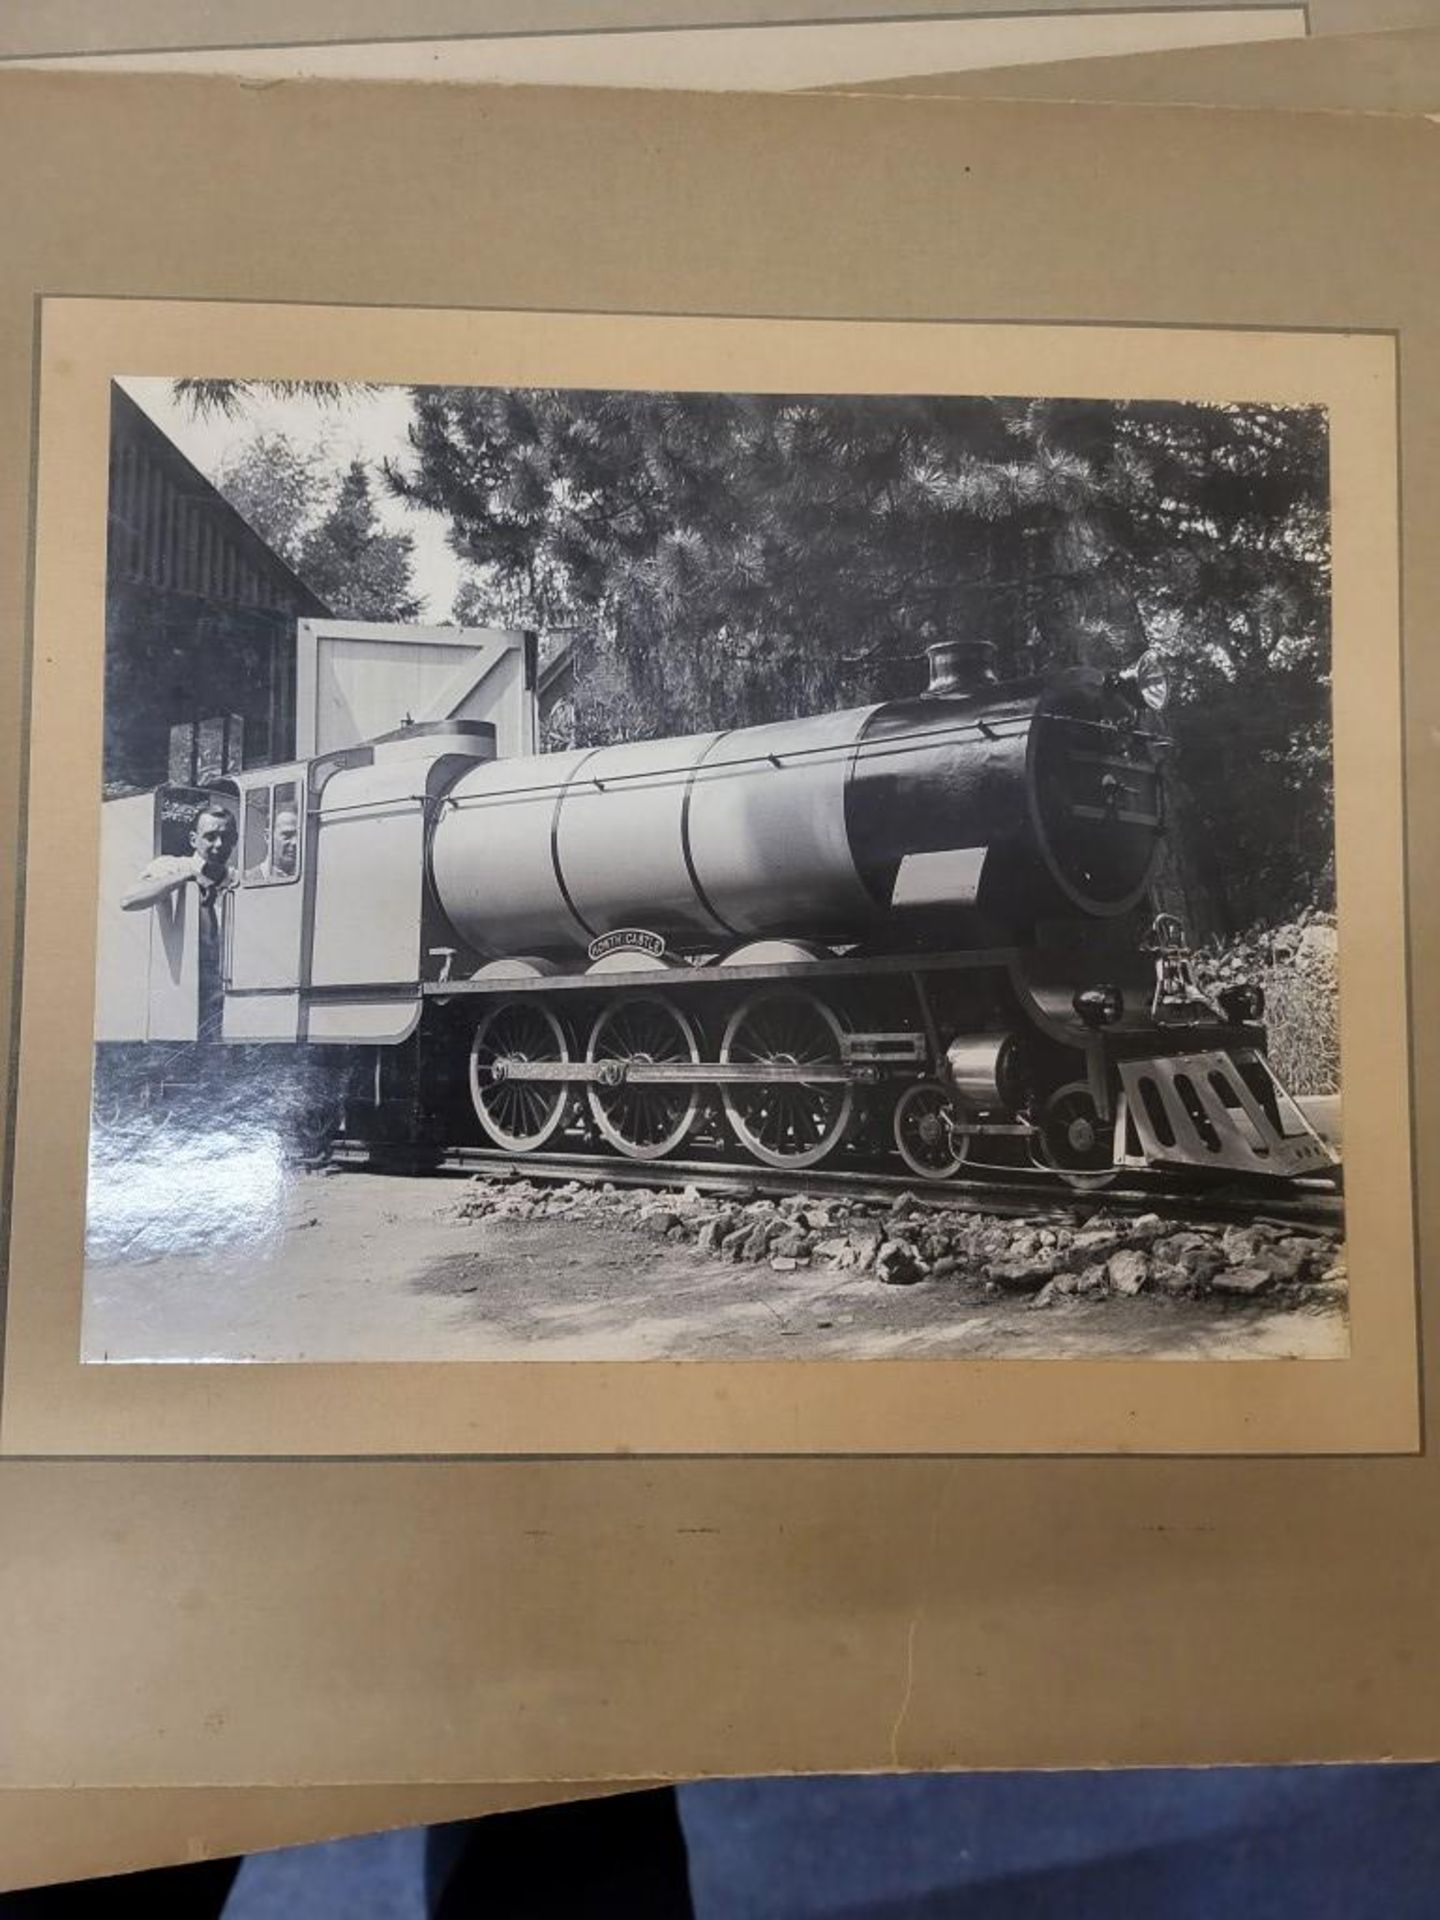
[225,720,500,1048]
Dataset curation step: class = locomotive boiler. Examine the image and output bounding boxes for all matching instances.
[429,648,1161,963]
[94,638,1335,1186]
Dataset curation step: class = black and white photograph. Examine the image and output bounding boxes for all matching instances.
[84,369,1346,1367]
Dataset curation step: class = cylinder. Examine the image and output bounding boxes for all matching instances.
[945,1033,1024,1112]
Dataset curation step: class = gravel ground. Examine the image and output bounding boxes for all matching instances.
[82,1164,1347,1365]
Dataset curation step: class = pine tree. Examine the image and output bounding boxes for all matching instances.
[389,384,1331,925]
[296,461,422,622]
[213,431,326,567]
[200,407,424,625]
[189,379,1334,926]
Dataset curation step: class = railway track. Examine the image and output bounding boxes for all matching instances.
[328,1138,1343,1234]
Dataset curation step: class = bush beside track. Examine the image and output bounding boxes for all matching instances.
[1195,912,1340,1097]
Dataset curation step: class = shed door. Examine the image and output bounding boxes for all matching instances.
[224,776,305,1043]
[315,633,479,754]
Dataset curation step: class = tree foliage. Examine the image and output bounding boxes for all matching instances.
[184,379,1333,928]
[390,387,1331,928]
[214,433,421,622]
[1108,402,1332,929]
[212,430,321,565]
[295,461,422,622]
[175,377,379,419]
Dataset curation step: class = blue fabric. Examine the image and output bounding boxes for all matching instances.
[679,1769,1440,1920]
[184,1768,1440,1918]
[227,1827,428,1919]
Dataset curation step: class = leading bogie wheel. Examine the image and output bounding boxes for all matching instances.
[585,996,703,1161]
[1031,1078,1118,1190]
[469,1000,572,1153]
[719,989,855,1171]
[892,1081,972,1182]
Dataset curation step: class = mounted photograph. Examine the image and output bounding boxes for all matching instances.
[83,366,1347,1367]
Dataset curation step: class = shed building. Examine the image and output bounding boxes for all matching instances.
[105,384,332,793]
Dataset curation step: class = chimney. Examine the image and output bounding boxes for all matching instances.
[923,639,997,698]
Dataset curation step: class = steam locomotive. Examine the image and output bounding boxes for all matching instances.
[94,637,1334,1186]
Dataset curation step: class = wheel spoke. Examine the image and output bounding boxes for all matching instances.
[720,991,855,1171]
[586,997,702,1161]
[1032,1080,1118,1190]
[893,1083,971,1182]
[469,1001,571,1153]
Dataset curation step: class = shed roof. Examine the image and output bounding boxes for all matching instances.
[108,384,332,617]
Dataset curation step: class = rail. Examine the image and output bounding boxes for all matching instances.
[327,1139,1343,1233]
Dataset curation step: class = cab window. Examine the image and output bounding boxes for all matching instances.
[241,780,302,888]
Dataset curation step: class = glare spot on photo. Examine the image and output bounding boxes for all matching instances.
[87,1113,288,1264]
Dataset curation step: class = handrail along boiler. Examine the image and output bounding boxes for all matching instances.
[95,637,1334,1185]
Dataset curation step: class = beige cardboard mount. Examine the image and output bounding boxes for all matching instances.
[0,6,1315,89]
[0,6,1434,95]
[0,1,1431,62]
[860,21,1440,108]
[0,74,1437,1790]
[0,1783,645,1895]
